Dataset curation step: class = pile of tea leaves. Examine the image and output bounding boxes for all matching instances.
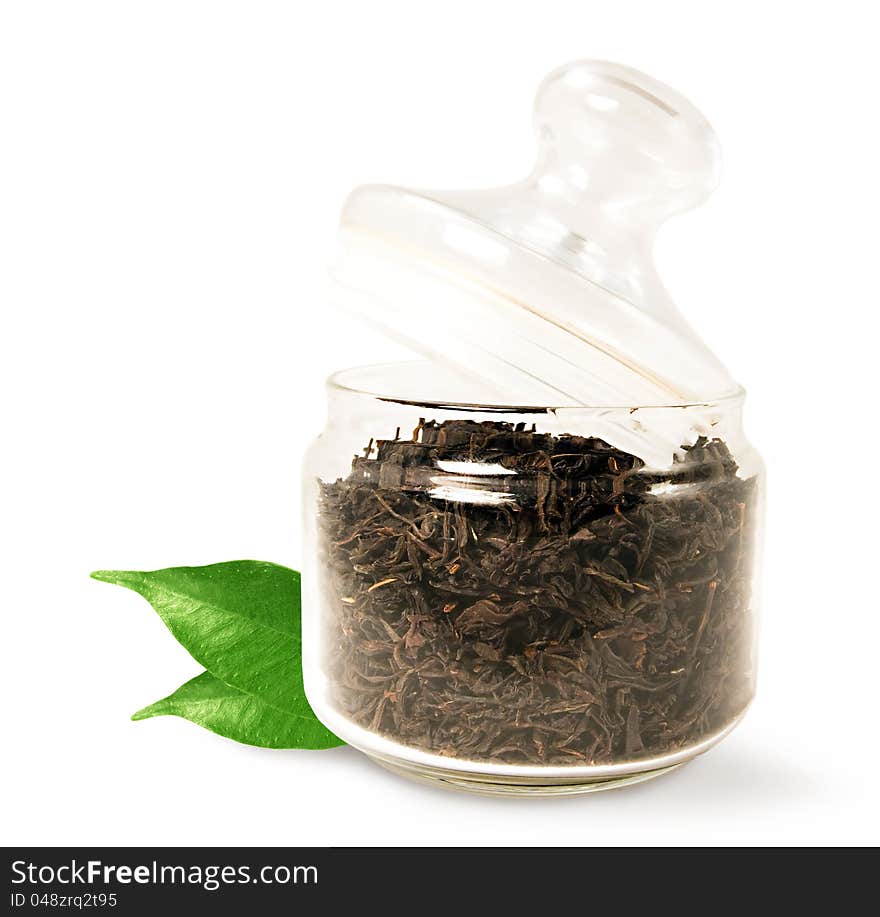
[319,419,755,766]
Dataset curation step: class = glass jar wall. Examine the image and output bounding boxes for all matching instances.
[302,363,763,795]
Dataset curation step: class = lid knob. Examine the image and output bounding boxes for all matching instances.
[532,60,721,224]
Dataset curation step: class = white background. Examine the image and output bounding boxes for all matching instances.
[2,1,878,847]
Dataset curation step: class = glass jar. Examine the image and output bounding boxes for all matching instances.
[302,362,764,795]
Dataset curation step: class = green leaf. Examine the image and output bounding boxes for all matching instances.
[91,560,303,711]
[133,671,341,749]
[91,560,341,748]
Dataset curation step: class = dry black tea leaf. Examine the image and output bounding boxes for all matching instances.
[318,419,756,766]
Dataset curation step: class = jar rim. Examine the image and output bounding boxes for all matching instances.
[327,361,745,412]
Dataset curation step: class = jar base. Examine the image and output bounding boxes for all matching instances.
[312,697,750,797]
[364,751,687,797]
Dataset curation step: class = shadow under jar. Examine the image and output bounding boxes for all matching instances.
[302,363,764,796]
